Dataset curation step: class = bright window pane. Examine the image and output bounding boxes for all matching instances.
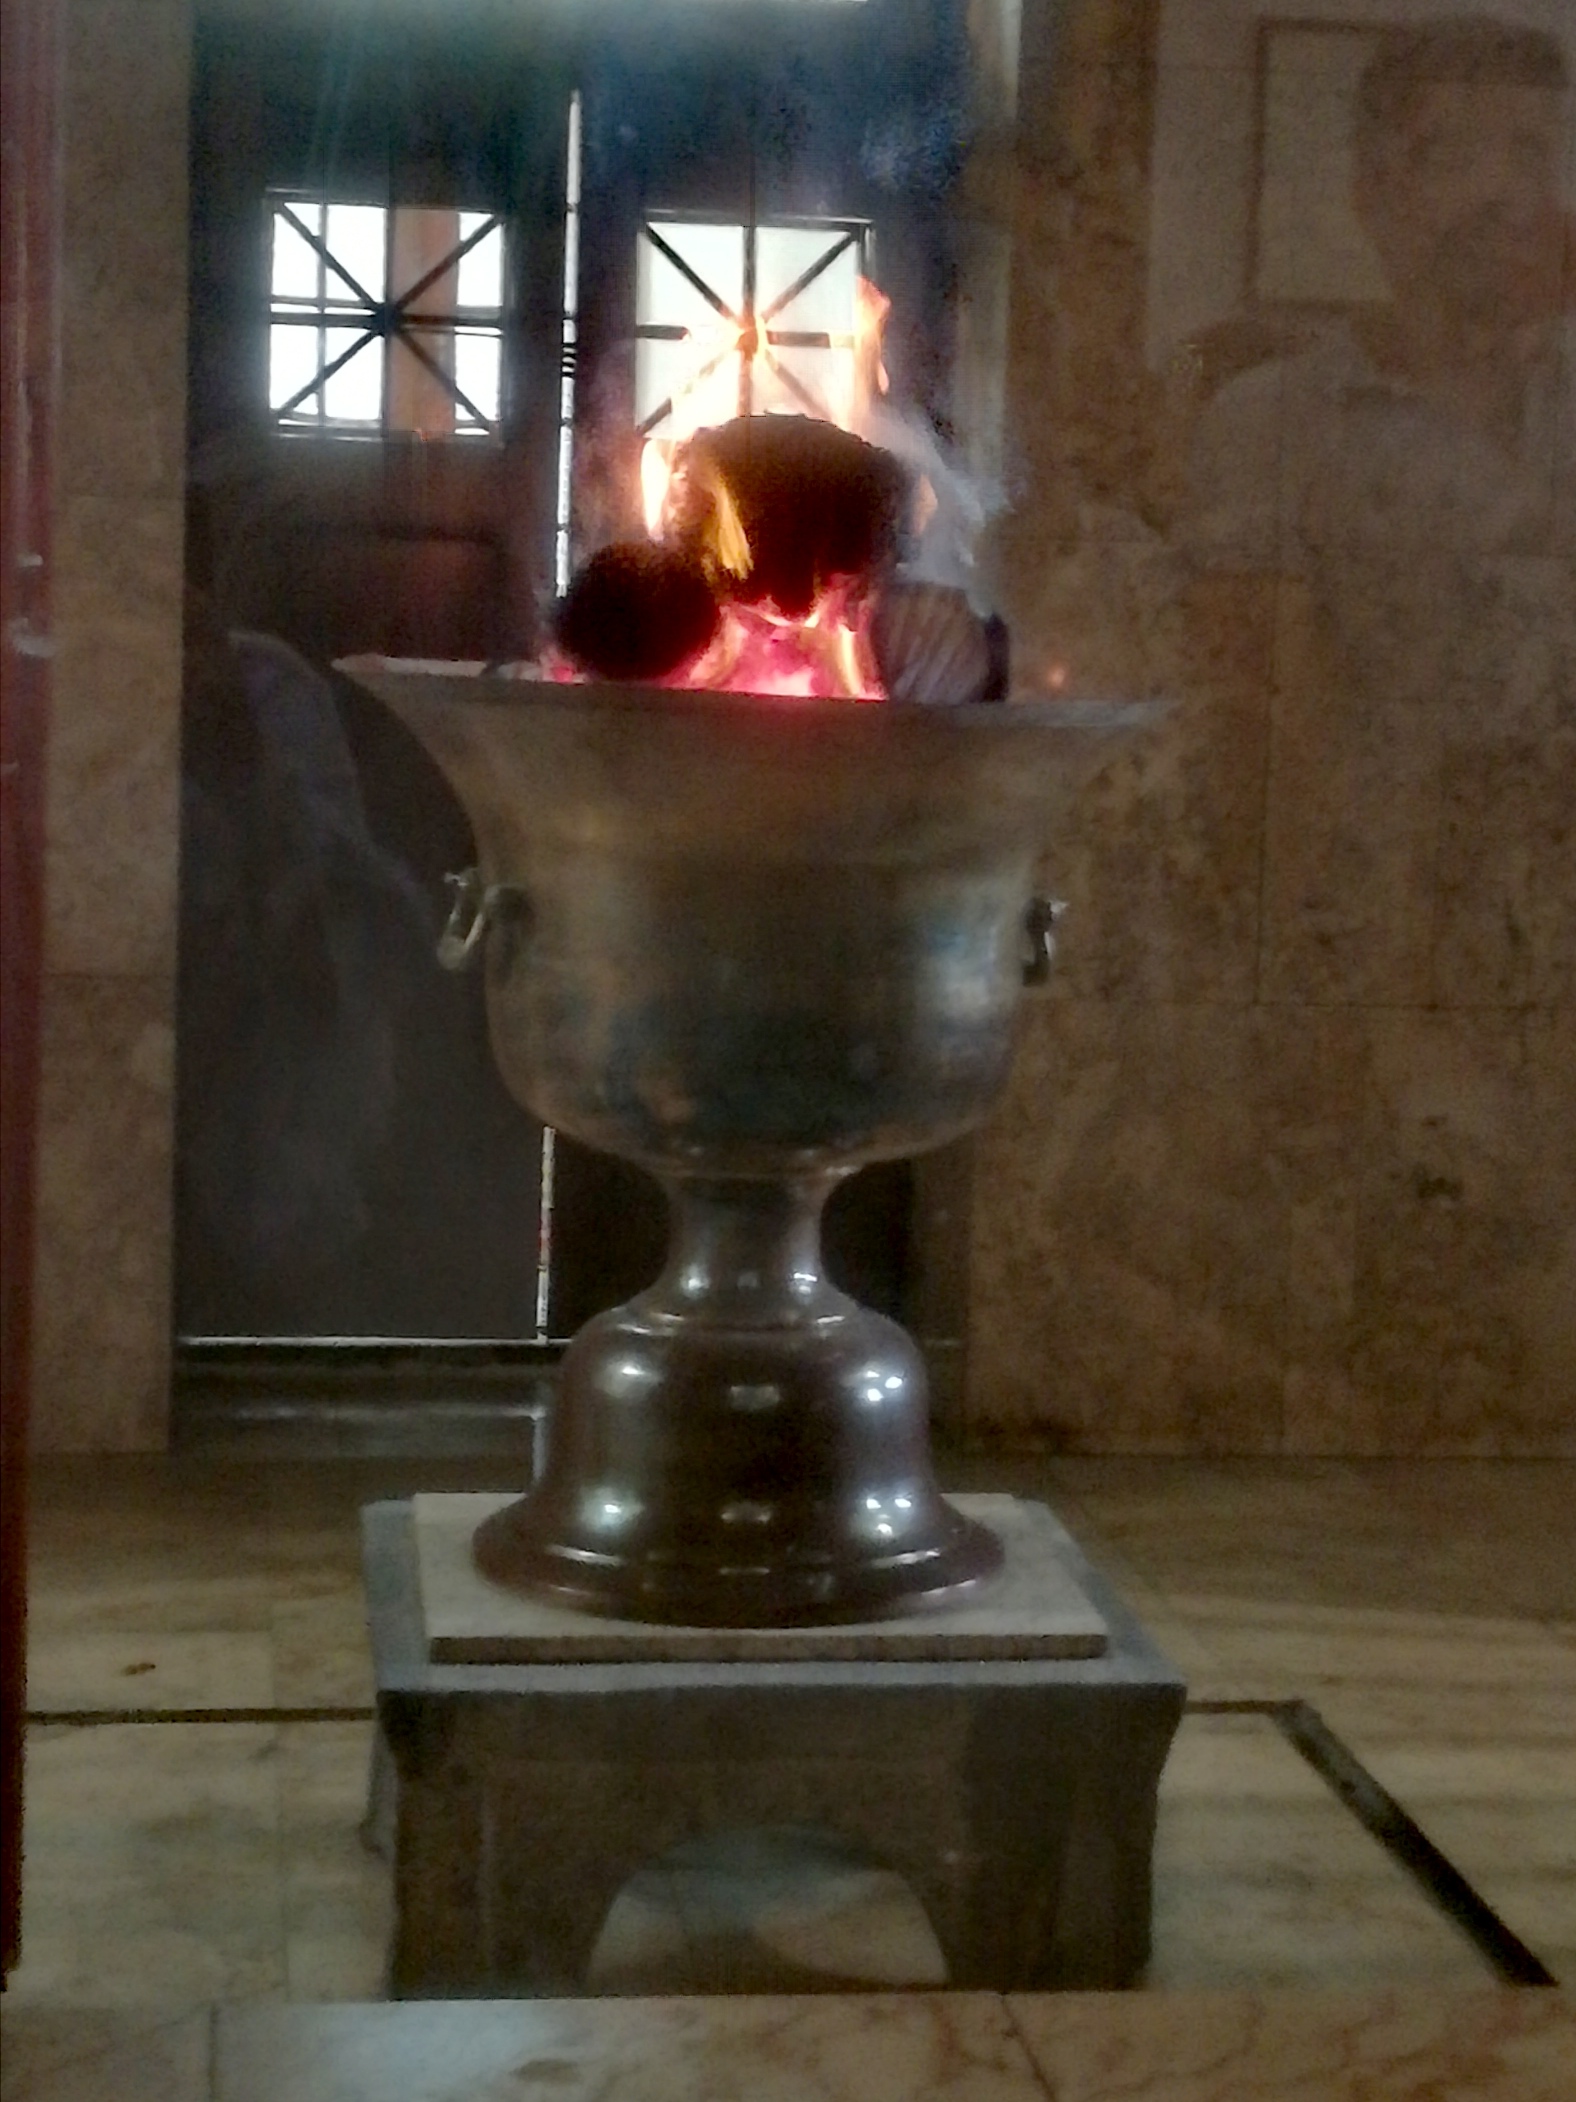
[269,320,321,412]
[756,227,859,335]
[767,343,851,421]
[635,332,744,433]
[454,329,501,422]
[637,221,745,335]
[635,336,690,429]
[457,217,503,309]
[271,209,320,301]
[322,327,382,421]
[323,204,386,302]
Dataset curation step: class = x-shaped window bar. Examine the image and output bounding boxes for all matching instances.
[636,219,869,435]
[270,203,503,431]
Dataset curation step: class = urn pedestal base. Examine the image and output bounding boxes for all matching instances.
[363,1496,1185,1998]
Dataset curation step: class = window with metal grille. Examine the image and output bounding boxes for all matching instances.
[634,215,872,436]
[267,198,507,436]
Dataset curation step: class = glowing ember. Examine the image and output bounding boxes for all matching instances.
[689,587,881,701]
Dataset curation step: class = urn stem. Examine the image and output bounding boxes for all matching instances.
[652,1173,847,1328]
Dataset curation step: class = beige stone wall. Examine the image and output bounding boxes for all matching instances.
[963,0,1576,1451]
[34,0,189,1448]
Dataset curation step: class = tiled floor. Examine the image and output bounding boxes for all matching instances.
[6,1453,1575,2095]
[7,1989,1576,2102]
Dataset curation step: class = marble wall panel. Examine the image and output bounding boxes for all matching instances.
[1255,600,1444,1011]
[32,0,190,1450]
[1041,572,1273,1004]
[1345,1008,1576,1457]
[56,291,189,507]
[33,975,176,1451]
[46,499,184,979]
[1255,576,1571,1013]
[1429,730,1576,1012]
[56,0,191,503]
[964,997,1368,1450]
[966,995,1576,1456]
[958,3,1576,1451]
[1144,65,1257,371]
[966,994,1576,1456]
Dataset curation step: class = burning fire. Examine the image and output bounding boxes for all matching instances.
[629,277,897,701]
[550,273,997,708]
[683,586,880,701]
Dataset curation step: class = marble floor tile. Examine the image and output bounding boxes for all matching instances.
[1057,1459,1576,1625]
[26,1630,276,1713]
[26,1460,284,1645]
[30,1457,275,1560]
[1354,1462,1576,1623]
[214,1994,1050,2102]
[1013,1512,1229,1682]
[1148,1715,1491,1988]
[1006,1987,1576,2102]
[24,1573,278,1645]
[258,1461,526,1573]
[0,2007,211,2102]
[276,1725,392,2001]
[1335,1743,1576,1984]
[1160,1597,1576,1735]
[7,1723,287,2012]
[268,1591,375,1709]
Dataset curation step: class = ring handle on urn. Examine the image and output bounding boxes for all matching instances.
[437,867,531,972]
[1022,896,1066,987]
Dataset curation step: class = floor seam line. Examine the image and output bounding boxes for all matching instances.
[1272,1697,1560,1988]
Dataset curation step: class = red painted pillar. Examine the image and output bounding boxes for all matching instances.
[1,0,60,1984]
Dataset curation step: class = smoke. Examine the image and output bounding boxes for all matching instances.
[852,395,1001,607]
[860,99,970,201]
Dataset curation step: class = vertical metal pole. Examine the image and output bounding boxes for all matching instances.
[739,118,757,419]
[533,1127,557,1342]
[552,89,583,599]
[538,88,582,1339]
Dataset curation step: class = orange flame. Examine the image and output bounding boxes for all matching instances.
[844,276,891,428]
[621,276,900,701]
[682,587,880,702]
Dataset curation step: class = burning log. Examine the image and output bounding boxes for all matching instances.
[554,412,1007,702]
[658,414,913,619]
[554,542,720,684]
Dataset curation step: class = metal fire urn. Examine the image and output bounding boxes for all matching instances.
[345,667,1149,1626]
